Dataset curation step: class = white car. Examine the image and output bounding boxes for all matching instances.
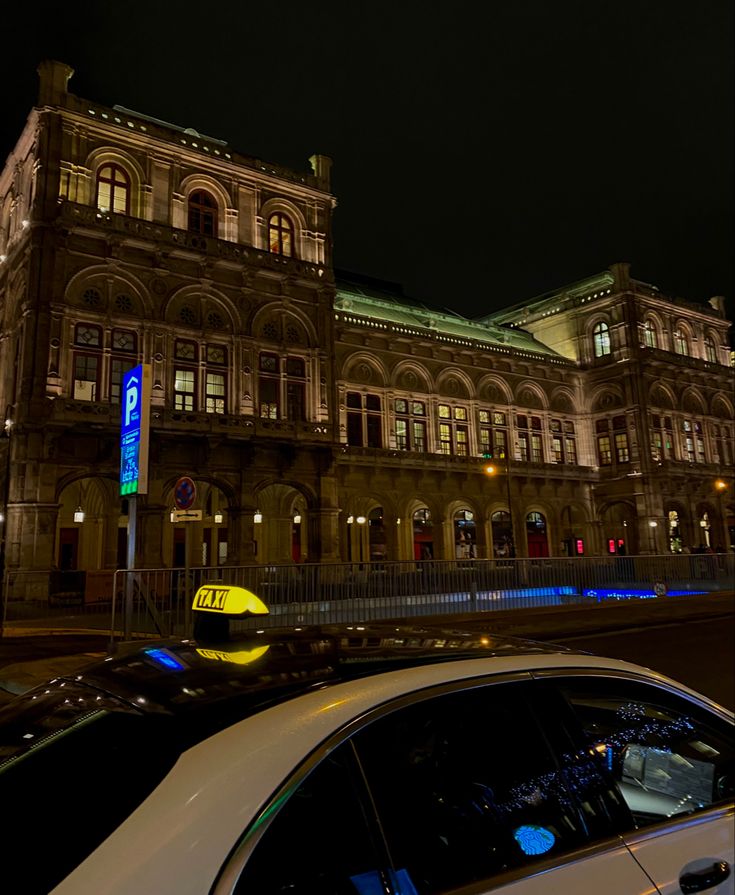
[0,601,732,895]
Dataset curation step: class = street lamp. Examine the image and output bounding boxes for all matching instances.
[648,519,658,554]
[714,479,730,549]
[356,515,366,566]
[0,414,13,634]
[484,450,515,557]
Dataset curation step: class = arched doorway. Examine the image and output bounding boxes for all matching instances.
[413,507,433,560]
[169,481,231,568]
[559,504,586,556]
[491,510,513,558]
[252,483,311,564]
[667,509,683,554]
[368,507,387,562]
[526,511,549,557]
[56,477,121,572]
[698,511,711,550]
[291,501,305,562]
[600,502,636,555]
[453,509,476,559]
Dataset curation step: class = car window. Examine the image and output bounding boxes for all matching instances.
[554,676,735,827]
[234,743,390,894]
[351,681,596,894]
[0,685,179,895]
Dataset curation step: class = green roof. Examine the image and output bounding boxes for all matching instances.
[334,274,565,360]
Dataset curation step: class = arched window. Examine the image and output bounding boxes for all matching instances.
[673,329,689,355]
[643,320,658,348]
[188,190,218,236]
[73,323,103,401]
[95,164,130,214]
[704,336,717,363]
[268,212,294,256]
[593,321,611,357]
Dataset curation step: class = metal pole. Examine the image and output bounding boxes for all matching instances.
[124,494,137,640]
[184,524,192,635]
[0,425,11,639]
[506,448,515,557]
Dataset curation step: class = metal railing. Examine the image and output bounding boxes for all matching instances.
[1,553,733,643]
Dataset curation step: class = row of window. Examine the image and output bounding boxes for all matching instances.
[593,319,720,362]
[347,393,579,464]
[68,327,734,466]
[594,413,734,467]
[73,327,308,419]
[643,319,719,361]
[94,164,296,256]
[651,415,733,466]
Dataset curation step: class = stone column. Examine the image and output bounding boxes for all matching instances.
[313,507,341,563]
[138,503,166,568]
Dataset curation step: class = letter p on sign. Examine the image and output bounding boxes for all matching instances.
[125,377,139,426]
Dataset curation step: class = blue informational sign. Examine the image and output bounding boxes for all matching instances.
[120,364,152,496]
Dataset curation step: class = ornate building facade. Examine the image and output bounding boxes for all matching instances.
[1,62,733,596]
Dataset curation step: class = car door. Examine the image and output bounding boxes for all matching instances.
[351,676,657,894]
[548,673,735,895]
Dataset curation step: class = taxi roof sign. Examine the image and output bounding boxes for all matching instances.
[192,584,269,616]
[196,645,270,665]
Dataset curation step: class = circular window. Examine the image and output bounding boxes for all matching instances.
[114,293,133,312]
[206,311,224,330]
[285,325,300,343]
[262,322,279,340]
[82,288,102,308]
[179,306,197,325]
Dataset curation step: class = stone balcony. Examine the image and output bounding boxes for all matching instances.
[57,201,333,284]
[48,398,333,443]
[338,446,599,480]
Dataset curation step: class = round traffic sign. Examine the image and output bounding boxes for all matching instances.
[174,476,197,510]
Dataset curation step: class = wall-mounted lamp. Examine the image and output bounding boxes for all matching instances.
[73,483,85,523]
[648,520,658,528]
[356,515,367,525]
[293,513,302,525]
[346,515,354,525]
[214,511,224,524]
[253,511,263,524]
[396,517,401,526]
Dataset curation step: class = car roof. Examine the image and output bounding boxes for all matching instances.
[64,623,577,718]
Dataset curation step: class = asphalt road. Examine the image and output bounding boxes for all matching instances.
[552,615,735,711]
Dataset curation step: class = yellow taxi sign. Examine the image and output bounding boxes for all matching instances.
[196,645,270,665]
[192,584,269,616]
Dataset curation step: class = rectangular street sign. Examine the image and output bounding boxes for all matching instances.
[120,363,152,496]
[171,509,203,522]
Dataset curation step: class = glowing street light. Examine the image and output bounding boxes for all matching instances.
[484,455,514,557]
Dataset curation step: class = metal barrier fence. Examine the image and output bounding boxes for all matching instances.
[1,553,733,642]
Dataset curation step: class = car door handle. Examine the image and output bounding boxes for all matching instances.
[680,861,731,893]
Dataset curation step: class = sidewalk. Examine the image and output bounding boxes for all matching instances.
[0,590,732,701]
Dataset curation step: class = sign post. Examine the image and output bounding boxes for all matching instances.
[120,364,152,640]
[174,476,197,634]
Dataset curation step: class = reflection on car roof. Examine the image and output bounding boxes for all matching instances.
[68,624,574,717]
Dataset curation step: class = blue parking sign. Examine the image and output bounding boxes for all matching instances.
[120,364,152,496]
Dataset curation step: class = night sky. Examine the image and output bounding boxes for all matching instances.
[3,2,733,322]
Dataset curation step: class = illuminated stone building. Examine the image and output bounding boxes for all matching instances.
[0,62,732,596]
